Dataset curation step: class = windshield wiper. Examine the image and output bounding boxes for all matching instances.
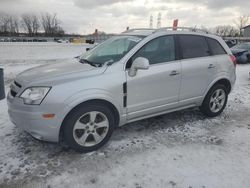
[104,59,114,66]
[79,59,98,67]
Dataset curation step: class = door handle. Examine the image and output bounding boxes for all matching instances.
[169,70,180,76]
[208,64,216,69]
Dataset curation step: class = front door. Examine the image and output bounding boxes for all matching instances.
[126,35,181,120]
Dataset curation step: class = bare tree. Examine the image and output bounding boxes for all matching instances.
[200,25,211,33]
[41,12,64,36]
[21,14,32,35]
[227,26,239,37]
[0,13,19,36]
[32,15,40,35]
[214,26,227,36]
[21,14,40,36]
[9,16,19,34]
[13,18,19,34]
[234,15,249,36]
[213,25,239,37]
[0,13,9,34]
[0,12,65,37]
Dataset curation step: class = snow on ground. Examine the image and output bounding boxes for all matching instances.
[0,43,250,188]
[0,42,92,85]
[0,42,92,60]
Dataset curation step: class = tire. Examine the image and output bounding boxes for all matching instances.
[200,84,228,117]
[63,102,115,152]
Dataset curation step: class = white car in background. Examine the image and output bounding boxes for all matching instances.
[57,39,69,43]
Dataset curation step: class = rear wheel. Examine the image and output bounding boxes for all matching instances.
[200,84,228,117]
[63,102,115,152]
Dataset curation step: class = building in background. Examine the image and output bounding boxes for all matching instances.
[243,25,250,37]
[71,37,86,44]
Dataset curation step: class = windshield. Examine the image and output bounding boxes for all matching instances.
[80,35,144,65]
[232,43,250,50]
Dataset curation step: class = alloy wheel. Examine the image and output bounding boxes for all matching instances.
[73,111,109,147]
[209,89,226,113]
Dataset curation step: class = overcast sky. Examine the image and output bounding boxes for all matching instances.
[0,0,249,34]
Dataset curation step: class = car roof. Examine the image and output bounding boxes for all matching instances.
[119,27,230,54]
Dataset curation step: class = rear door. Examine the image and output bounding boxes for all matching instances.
[178,35,217,103]
[206,37,230,76]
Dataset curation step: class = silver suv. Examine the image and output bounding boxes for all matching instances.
[7,28,236,152]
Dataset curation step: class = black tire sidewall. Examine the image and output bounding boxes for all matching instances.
[200,84,228,117]
[63,103,115,152]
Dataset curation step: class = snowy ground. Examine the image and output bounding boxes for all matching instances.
[0,43,250,188]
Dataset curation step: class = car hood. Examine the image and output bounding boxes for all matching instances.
[16,59,107,85]
[231,48,248,54]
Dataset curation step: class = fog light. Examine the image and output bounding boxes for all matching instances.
[42,114,55,119]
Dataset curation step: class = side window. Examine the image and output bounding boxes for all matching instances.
[206,38,226,55]
[179,35,210,59]
[131,35,176,65]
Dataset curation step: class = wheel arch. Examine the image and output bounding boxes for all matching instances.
[202,77,232,105]
[59,99,120,142]
[212,78,232,94]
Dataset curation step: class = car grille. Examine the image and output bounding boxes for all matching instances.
[10,80,22,98]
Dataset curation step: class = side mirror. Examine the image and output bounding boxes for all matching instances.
[129,57,149,77]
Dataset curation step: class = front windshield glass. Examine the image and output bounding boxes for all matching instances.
[232,43,250,50]
[80,35,144,65]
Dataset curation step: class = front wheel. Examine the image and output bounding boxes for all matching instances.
[63,102,115,152]
[200,84,228,117]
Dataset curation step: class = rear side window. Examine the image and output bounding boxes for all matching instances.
[179,35,210,59]
[206,38,226,55]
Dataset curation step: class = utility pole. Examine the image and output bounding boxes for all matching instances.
[149,15,153,28]
[157,13,161,29]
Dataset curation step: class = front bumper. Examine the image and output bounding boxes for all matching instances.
[7,92,62,142]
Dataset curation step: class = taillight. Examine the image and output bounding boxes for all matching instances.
[230,55,237,67]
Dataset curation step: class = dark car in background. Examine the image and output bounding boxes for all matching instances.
[225,39,237,48]
[231,42,250,64]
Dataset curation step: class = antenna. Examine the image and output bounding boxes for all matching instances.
[149,15,153,28]
[157,13,161,29]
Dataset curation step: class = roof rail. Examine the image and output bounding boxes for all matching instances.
[122,28,156,33]
[122,27,210,34]
[154,27,210,34]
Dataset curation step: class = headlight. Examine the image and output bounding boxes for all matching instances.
[20,87,51,105]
